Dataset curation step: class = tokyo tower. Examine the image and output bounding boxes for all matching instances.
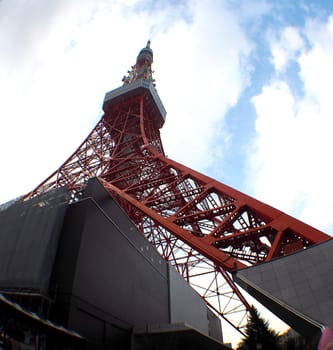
[25,41,330,335]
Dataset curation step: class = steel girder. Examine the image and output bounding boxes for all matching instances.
[26,90,330,336]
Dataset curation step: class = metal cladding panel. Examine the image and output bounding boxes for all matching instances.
[168,265,210,337]
[0,187,69,294]
[234,239,333,340]
[207,308,223,342]
[168,265,223,342]
[55,178,169,333]
[68,307,130,350]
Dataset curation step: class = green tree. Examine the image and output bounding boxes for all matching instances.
[237,306,280,350]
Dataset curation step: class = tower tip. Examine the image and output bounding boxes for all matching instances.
[122,42,155,85]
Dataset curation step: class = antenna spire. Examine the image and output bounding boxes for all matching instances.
[122,41,155,85]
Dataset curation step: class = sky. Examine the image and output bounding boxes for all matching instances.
[1,0,333,345]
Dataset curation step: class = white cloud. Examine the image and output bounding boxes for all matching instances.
[156,0,253,171]
[249,15,333,233]
[249,81,299,213]
[270,26,305,72]
[0,0,254,203]
[0,0,179,202]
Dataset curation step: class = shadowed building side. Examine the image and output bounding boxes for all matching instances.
[234,239,333,344]
[0,178,227,349]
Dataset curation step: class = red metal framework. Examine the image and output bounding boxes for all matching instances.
[26,42,330,335]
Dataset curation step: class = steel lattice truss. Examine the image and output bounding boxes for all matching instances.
[26,43,330,336]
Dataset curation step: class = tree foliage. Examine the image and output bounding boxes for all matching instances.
[236,306,316,350]
[236,306,280,350]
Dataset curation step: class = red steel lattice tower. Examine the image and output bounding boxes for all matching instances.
[26,42,330,334]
